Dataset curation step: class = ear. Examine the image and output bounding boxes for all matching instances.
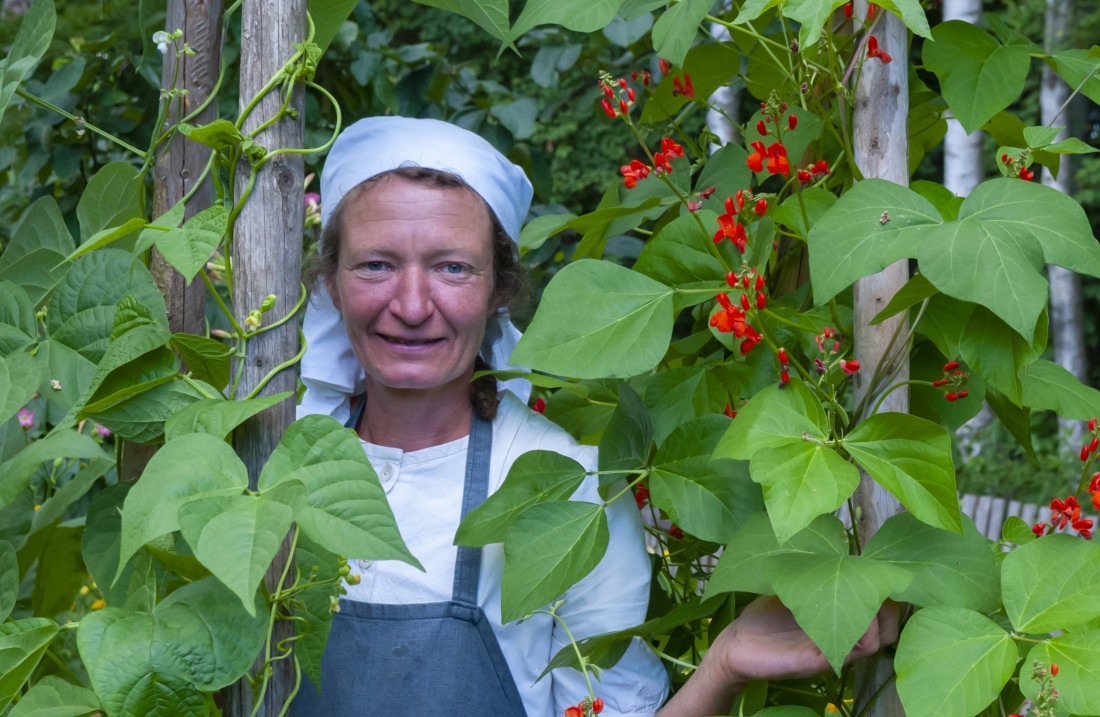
[325,276,342,313]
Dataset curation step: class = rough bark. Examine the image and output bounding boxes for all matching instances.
[120,0,222,480]
[223,0,305,714]
[1042,0,1086,452]
[851,4,908,715]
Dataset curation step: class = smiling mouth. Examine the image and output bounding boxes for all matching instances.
[380,334,443,346]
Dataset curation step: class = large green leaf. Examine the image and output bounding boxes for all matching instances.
[842,412,961,533]
[1002,534,1100,633]
[863,513,1000,612]
[808,179,941,305]
[651,0,709,66]
[0,617,60,711]
[178,494,294,615]
[895,608,1017,717]
[0,0,56,127]
[258,415,418,567]
[306,0,359,53]
[0,281,36,357]
[511,260,674,379]
[78,578,266,717]
[0,540,15,621]
[82,483,135,607]
[1021,631,1100,715]
[1049,49,1100,106]
[958,306,1044,405]
[500,500,609,623]
[456,450,588,547]
[0,429,109,511]
[164,392,291,441]
[32,457,113,534]
[154,204,227,284]
[771,551,911,675]
[750,440,859,544]
[714,379,827,461]
[293,532,340,691]
[117,433,249,577]
[922,21,1031,134]
[0,351,39,425]
[83,379,206,443]
[35,340,96,415]
[413,0,509,40]
[510,0,624,40]
[30,525,85,618]
[76,162,144,242]
[8,675,102,717]
[649,416,761,542]
[633,211,725,308]
[0,197,73,305]
[644,365,737,445]
[872,0,932,38]
[1020,359,1100,420]
[597,383,652,479]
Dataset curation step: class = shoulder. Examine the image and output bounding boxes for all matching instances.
[490,391,598,478]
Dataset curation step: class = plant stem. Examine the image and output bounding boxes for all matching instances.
[14,88,147,159]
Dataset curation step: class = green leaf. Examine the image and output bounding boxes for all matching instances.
[1020,359,1100,420]
[500,501,609,622]
[774,188,836,240]
[870,274,938,325]
[986,387,1039,467]
[0,351,40,425]
[510,0,624,40]
[164,392,291,441]
[8,675,102,717]
[117,433,249,578]
[76,162,143,242]
[734,0,780,24]
[771,551,911,675]
[257,415,418,567]
[1023,125,1062,148]
[650,416,762,543]
[863,513,1000,612]
[0,430,109,511]
[1046,136,1100,154]
[1021,631,1100,715]
[170,333,233,391]
[634,211,724,309]
[694,144,754,216]
[35,340,96,415]
[82,483,135,607]
[895,608,1017,717]
[78,578,266,716]
[32,457,113,534]
[83,347,178,414]
[65,217,147,261]
[511,260,674,380]
[644,366,736,445]
[154,203,228,283]
[597,384,652,479]
[412,0,509,40]
[0,281,37,357]
[1002,534,1100,633]
[306,0,359,53]
[809,179,941,305]
[843,412,961,533]
[176,119,249,152]
[714,379,827,461]
[0,197,73,305]
[178,494,294,615]
[958,306,1044,405]
[0,0,56,127]
[0,540,15,621]
[518,212,576,255]
[135,202,185,254]
[83,379,206,443]
[783,0,848,51]
[30,525,85,618]
[1049,49,1100,106]
[750,440,860,544]
[489,97,539,140]
[293,532,340,690]
[651,0,709,66]
[456,450,588,547]
[872,0,932,38]
[0,617,60,711]
[922,22,1031,134]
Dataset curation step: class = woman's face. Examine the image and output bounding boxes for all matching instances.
[328,174,497,402]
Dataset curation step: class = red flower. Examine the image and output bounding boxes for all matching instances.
[633,484,650,509]
[659,58,670,75]
[1051,663,1059,677]
[699,185,716,199]
[740,325,762,355]
[756,292,766,310]
[866,35,892,64]
[532,397,546,414]
[812,160,830,175]
[672,74,695,98]
[669,524,684,540]
[593,697,604,714]
[747,141,767,172]
[1051,496,1081,530]
[1088,417,1097,432]
[788,114,798,130]
[710,293,748,335]
[757,119,768,136]
[765,143,790,176]
[724,403,737,419]
[661,137,684,158]
[843,2,853,18]
[1032,521,1048,538]
[754,198,768,217]
[840,360,860,375]
[714,214,748,253]
[797,169,812,183]
[943,360,960,372]
[565,707,583,717]
[620,159,650,189]
[653,152,672,173]
[601,97,616,118]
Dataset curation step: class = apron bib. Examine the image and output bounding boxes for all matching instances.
[293,405,528,716]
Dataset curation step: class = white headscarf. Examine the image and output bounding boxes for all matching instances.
[298,117,534,422]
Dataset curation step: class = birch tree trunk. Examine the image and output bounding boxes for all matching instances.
[706,2,739,152]
[1042,0,1086,452]
[223,0,305,713]
[851,4,907,715]
[120,0,223,480]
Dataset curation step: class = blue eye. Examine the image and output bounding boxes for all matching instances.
[365,261,387,271]
[442,263,465,274]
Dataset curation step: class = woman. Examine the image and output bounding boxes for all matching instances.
[296,117,895,717]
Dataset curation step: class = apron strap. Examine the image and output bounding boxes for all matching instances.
[453,413,492,605]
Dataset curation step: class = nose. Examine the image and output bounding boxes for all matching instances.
[389,268,433,325]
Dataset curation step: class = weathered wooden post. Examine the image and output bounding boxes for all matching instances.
[851,2,907,715]
[224,0,306,713]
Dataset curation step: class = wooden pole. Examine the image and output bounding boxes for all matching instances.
[851,4,907,715]
[224,0,305,714]
[120,0,222,480]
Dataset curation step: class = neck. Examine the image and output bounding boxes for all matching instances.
[358,379,474,451]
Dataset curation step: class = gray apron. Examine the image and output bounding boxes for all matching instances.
[293,402,528,716]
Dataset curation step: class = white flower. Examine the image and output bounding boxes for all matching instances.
[152,30,171,55]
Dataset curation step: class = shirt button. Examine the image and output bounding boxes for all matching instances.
[357,559,372,571]
[380,464,395,480]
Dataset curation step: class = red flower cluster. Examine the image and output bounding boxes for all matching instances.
[747,140,789,176]
[633,483,650,510]
[620,138,684,189]
[565,697,604,717]
[1080,416,1098,462]
[672,73,695,98]
[598,72,642,119]
[710,292,763,355]
[797,160,831,185]
[843,2,877,20]
[1034,495,1094,540]
[1000,152,1035,181]
[866,35,892,64]
[931,360,970,401]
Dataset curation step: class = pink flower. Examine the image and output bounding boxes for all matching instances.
[95,424,111,437]
[18,408,34,429]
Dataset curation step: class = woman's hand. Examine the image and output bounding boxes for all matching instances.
[656,596,900,717]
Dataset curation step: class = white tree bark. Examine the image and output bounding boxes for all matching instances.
[706,2,739,152]
[941,0,983,196]
[1042,0,1086,451]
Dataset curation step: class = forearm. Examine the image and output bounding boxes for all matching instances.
[654,654,744,717]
